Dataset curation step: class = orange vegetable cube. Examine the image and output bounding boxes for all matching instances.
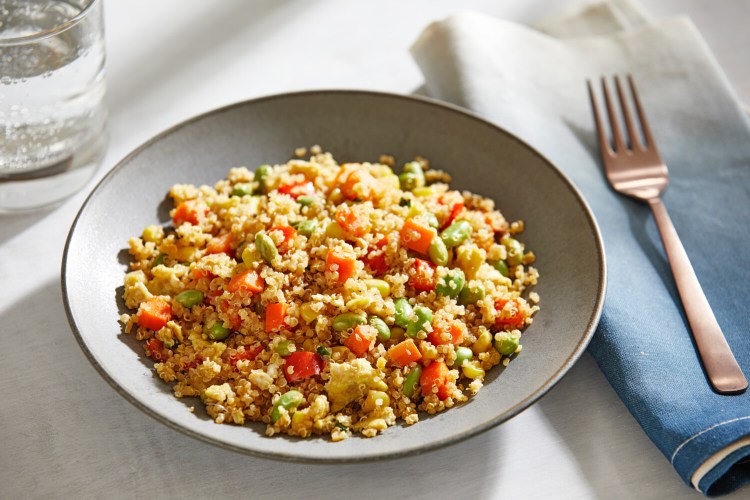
[137,297,172,331]
[265,303,288,333]
[172,198,209,226]
[387,339,423,367]
[420,360,449,400]
[400,219,436,254]
[326,249,356,283]
[335,205,372,237]
[344,325,377,357]
[427,320,465,346]
[227,270,265,294]
[206,233,232,255]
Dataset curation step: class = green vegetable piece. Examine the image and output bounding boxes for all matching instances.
[298,196,316,207]
[399,198,411,207]
[232,183,253,197]
[175,290,204,308]
[494,331,521,356]
[271,390,304,424]
[332,313,367,332]
[436,268,466,299]
[254,164,272,193]
[368,316,391,342]
[403,365,423,398]
[402,162,423,175]
[453,346,473,368]
[424,212,439,230]
[255,232,278,264]
[502,237,524,266]
[275,339,293,357]
[295,220,317,237]
[489,259,510,277]
[457,282,485,305]
[316,346,331,357]
[152,253,166,268]
[394,298,413,329]
[399,163,425,191]
[440,221,472,248]
[207,322,230,340]
[428,234,449,266]
[406,306,433,338]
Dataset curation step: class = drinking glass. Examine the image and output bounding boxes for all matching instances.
[0,0,106,212]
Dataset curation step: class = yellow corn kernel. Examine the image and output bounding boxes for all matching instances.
[300,302,319,324]
[472,328,493,355]
[142,225,164,243]
[412,186,435,198]
[291,410,306,427]
[364,279,391,297]
[241,245,258,266]
[290,162,320,179]
[462,361,486,380]
[362,390,391,413]
[407,202,426,218]
[328,188,345,204]
[176,246,198,262]
[325,221,346,239]
[419,341,438,361]
[456,245,485,279]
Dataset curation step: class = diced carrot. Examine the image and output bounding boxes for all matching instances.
[344,325,377,357]
[326,249,356,283]
[144,338,167,362]
[408,258,437,292]
[400,219,436,254]
[227,269,265,294]
[137,297,172,331]
[284,351,325,382]
[427,320,465,346]
[362,236,389,275]
[227,344,264,368]
[172,198,209,226]
[192,268,213,280]
[337,164,378,201]
[420,361,450,400]
[494,298,527,329]
[387,339,423,367]
[265,303,288,333]
[268,225,297,253]
[335,205,372,237]
[206,232,232,255]
[278,180,316,200]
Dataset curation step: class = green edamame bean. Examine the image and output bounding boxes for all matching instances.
[152,253,166,268]
[403,162,423,175]
[316,346,331,357]
[403,365,423,398]
[255,232,278,264]
[333,313,367,332]
[502,237,524,266]
[399,163,425,191]
[275,340,293,357]
[394,298,413,329]
[207,322,230,341]
[254,164,272,193]
[369,316,391,342]
[175,290,204,308]
[428,236,449,266]
[494,331,521,355]
[298,196,316,207]
[296,220,317,237]
[440,221,472,248]
[406,306,433,338]
[271,390,304,423]
[457,282,485,305]
[489,259,509,277]
[453,346,473,368]
[436,269,466,299]
[232,183,253,197]
[424,212,439,229]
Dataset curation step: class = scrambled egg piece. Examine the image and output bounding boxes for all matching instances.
[202,383,235,404]
[123,270,153,309]
[326,359,388,412]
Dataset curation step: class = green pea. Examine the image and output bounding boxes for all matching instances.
[403,365,422,398]
[255,232,278,264]
[271,390,304,424]
[333,313,367,332]
[369,316,391,342]
[494,331,521,356]
[440,221,472,248]
[316,346,331,357]
[502,238,524,266]
[232,183,253,197]
[275,340,293,357]
[296,220,317,237]
[254,164,272,193]
[428,234,449,266]
[298,196,316,207]
[489,259,509,277]
[424,212,439,230]
[152,253,166,268]
[394,298,413,329]
[457,282,485,305]
[403,162,423,175]
[207,322,230,340]
[436,268,466,299]
[453,346,473,368]
[406,306,433,338]
[399,173,420,191]
[175,290,204,308]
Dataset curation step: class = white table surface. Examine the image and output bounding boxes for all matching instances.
[2,1,749,498]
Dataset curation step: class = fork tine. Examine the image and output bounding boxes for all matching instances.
[627,75,656,151]
[587,80,613,156]
[614,75,642,151]
[601,77,626,153]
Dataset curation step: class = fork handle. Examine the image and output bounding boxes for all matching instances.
[649,198,747,394]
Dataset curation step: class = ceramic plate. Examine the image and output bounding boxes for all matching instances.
[62,90,606,462]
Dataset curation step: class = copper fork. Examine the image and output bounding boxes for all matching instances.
[588,75,747,394]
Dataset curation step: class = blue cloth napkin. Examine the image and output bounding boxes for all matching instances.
[411,0,750,495]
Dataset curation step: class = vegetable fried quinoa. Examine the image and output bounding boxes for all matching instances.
[121,147,539,440]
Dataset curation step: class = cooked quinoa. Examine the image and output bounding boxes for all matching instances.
[120,148,539,440]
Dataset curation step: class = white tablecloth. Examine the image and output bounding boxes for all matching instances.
[2,1,748,498]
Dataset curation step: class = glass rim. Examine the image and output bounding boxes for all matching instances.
[0,0,101,46]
